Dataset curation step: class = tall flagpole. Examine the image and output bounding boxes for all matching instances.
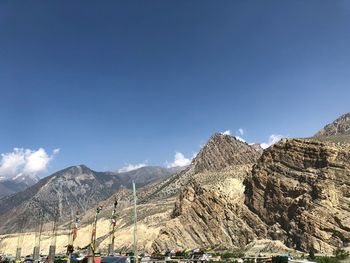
[33,210,44,263]
[108,199,118,255]
[48,210,59,263]
[88,205,102,263]
[67,212,79,263]
[16,217,26,262]
[132,181,138,263]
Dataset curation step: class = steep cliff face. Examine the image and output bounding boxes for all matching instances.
[153,166,267,252]
[245,139,350,253]
[152,135,263,252]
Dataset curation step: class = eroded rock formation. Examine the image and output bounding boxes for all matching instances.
[245,138,350,253]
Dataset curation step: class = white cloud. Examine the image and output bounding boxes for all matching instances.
[167,152,192,168]
[221,128,246,142]
[222,130,231,135]
[118,163,147,173]
[261,134,284,149]
[234,136,246,142]
[0,148,59,179]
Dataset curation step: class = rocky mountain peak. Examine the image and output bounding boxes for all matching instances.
[315,112,350,137]
[192,133,261,173]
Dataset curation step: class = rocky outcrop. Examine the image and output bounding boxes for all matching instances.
[245,138,350,253]
[151,135,264,251]
[141,134,262,203]
[152,165,267,252]
[193,133,261,173]
[315,112,350,136]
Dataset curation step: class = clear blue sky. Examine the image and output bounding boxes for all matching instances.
[0,0,349,174]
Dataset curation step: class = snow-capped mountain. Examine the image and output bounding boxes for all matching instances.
[0,174,39,198]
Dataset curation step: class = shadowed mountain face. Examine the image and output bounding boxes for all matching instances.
[0,165,180,234]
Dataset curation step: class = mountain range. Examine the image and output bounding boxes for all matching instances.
[0,173,39,198]
[0,165,183,233]
[0,112,349,255]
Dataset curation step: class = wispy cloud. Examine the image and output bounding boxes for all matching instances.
[0,148,59,179]
[260,134,284,149]
[167,152,192,168]
[234,136,246,142]
[221,128,283,149]
[118,162,147,173]
[222,130,231,135]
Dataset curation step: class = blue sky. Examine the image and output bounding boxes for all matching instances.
[0,1,349,176]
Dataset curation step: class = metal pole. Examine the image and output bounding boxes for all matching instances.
[132,181,138,263]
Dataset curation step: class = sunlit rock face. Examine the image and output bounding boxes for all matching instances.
[245,138,350,253]
[152,134,264,252]
[314,112,350,137]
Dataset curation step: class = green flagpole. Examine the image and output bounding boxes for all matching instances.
[132,181,138,263]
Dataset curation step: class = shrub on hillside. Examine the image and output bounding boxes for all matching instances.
[333,248,349,260]
[272,256,288,263]
[315,256,339,263]
[218,249,245,259]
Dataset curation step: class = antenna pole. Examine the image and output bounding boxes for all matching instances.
[132,181,138,263]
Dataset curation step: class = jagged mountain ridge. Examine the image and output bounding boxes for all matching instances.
[153,135,350,253]
[315,112,350,137]
[140,133,262,203]
[192,133,262,173]
[1,114,350,254]
[0,133,263,255]
[0,165,179,234]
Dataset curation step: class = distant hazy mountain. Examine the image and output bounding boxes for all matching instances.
[0,180,28,198]
[0,164,181,233]
[0,174,39,198]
